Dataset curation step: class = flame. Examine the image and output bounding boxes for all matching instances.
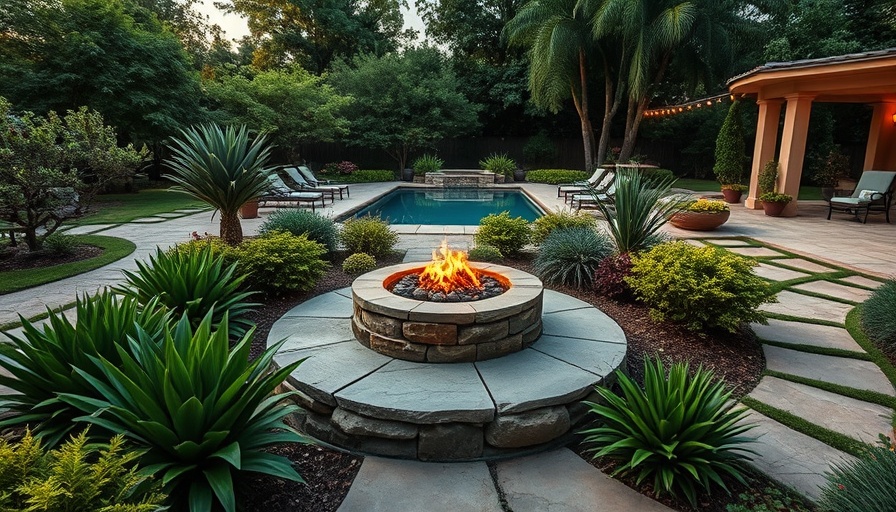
[419,240,482,294]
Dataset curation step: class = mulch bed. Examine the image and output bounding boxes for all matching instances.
[0,244,103,272]
[240,252,781,512]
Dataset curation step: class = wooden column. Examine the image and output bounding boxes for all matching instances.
[745,99,783,209]
[776,94,815,217]
[864,102,896,171]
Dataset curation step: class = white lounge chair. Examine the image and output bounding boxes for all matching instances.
[259,175,326,211]
[557,167,613,199]
[570,181,617,210]
[296,166,350,199]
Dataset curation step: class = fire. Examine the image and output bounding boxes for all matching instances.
[419,241,482,294]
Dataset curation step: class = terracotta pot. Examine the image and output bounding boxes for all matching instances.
[239,200,259,219]
[720,189,743,204]
[669,210,730,231]
[762,201,788,217]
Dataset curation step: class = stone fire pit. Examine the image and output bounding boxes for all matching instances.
[351,263,543,363]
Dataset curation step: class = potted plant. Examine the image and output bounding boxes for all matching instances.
[713,101,747,203]
[757,160,792,216]
[813,146,850,200]
[479,153,517,181]
[239,200,259,219]
[412,153,443,183]
[669,198,731,231]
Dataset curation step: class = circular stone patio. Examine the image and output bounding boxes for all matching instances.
[270,287,627,461]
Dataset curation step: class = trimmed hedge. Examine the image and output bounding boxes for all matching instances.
[525,169,589,185]
[321,169,395,183]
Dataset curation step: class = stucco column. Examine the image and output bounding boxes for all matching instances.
[776,94,815,217]
[745,99,783,209]
[864,102,896,171]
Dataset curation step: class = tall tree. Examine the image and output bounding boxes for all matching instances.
[328,46,480,171]
[418,0,525,65]
[505,0,599,170]
[218,0,412,74]
[133,0,229,69]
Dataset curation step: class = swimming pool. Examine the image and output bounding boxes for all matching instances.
[345,188,544,225]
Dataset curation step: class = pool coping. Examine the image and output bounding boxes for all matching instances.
[334,184,552,235]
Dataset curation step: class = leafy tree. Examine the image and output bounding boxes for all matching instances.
[418,0,525,65]
[205,66,352,160]
[713,100,746,185]
[329,46,480,171]
[0,0,204,178]
[218,0,412,74]
[0,98,145,251]
[133,0,229,69]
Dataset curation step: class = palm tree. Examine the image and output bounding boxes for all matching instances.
[165,124,275,245]
[505,0,598,171]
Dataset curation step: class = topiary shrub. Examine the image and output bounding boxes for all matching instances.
[594,253,633,299]
[474,211,531,256]
[531,209,597,245]
[713,100,746,186]
[260,209,339,254]
[0,429,166,511]
[819,436,896,512]
[627,241,776,332]
[861,279,896,350]
[115,245,256,337]
[758,160,779,195]
[583,357,756,508]
[468,244,504,263]
[339,216,399,256]
[237,231,329,293]
[525,169,589,185]
[343,252,377,275]
[534,226,613,289]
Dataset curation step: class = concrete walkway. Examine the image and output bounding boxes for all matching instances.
[3,181,896,510]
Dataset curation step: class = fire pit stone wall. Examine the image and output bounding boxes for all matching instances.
[351,263,544,363]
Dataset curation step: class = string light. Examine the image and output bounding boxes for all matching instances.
[642,92,737,119]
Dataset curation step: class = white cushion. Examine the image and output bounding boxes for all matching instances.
[857,189,879,200]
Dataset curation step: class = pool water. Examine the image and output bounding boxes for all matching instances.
[348,188,543,225]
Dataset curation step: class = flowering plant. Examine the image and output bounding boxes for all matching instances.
[683,198,729,213]
[322,161,358,175]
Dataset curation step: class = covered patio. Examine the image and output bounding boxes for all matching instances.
[728,48,896,217]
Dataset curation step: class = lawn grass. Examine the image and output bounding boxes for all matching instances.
[71,189,207,225]
[673,178,824,200]
[0,235,135,295]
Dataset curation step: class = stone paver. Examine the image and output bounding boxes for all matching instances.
[741,410,856,501]
[751,319,864,352]
[680,239,705,247]
[531,335,625,379]
[763,345,896,396]
[63,224,116,235]
[748,377,892,444]
[269,317,355,350]
[495,448,673,512]
[792,280,874,303]
[338,457,502,512]
[541,290,592,313]
[760,290,854,324]
[753,263,810,282]
[279,289,353,318]
[725,246,785,257]
[840,275,884,289]
[705,238,751,247]
[154,212,186,218]
[541,308,626,344]
[130,217,166,223]
[773,258,836,274]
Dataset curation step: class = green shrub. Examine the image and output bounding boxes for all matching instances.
[682,198,729,212]
[474,211,531,255]
[593,253,633,298]
[237,231,329,293]
[713,100,746,186]
[595,168,681,254]
[531,209,597,245]
[758,160,778,195]
[523,131,556,165]
[862,279,896,350]
[639,168,676,188]
[0,429,165,511]
[58,312,306,512]
[0,292,170,446]
[726,486,814,512]
[412,154,443,175]
[468,244,504,263]
[339,216,399,256]
[758,192,792,203]
[819,436,896,512]
[342,252,377,275]
[479,152,517,178]
[115,245,256,337]
[534,227,613,289]
[42,233,79,256]
[333,169,395,183]
[627,241,775,332]
[525,169,589,185]
[260,209,339,254]
[584,357,756,508]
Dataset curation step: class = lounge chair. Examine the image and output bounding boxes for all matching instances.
[827,170,896,223]
[259,175,326,212]
[571,181,617,210]
[557,168,613,199]
[289,166,350,199]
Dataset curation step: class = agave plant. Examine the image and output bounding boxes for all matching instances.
[0,292,169,446]
[165,124,275,245]
[595,167,682,254]
[59,311,307,512]
[114,245,256,338]
[583,357,756,508]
